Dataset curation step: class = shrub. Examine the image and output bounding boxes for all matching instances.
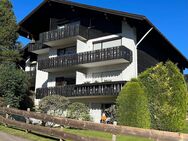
[139,61,187,131]
[66,102,91,121]
[39,95,69,116]
[116,79,151,128]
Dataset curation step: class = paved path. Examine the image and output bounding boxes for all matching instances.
[0,131,31,141]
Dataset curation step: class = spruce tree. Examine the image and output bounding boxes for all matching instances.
[0,0,21,64]
[0,0,18,49]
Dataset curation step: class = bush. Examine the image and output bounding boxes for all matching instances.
[39,95,69,116]
[116,79,150,128]
[67,102,91,121]
[139,61,187,131]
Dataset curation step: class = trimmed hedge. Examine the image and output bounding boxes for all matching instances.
[139,61,187,131]
[116,79,151,128]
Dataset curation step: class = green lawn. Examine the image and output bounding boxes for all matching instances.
[0,124,152,141]
[0,124,57,141]
[63,128,153,141]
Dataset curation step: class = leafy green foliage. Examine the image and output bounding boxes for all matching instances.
[39,95,69,116]
[67,102,91,121]
[139,61,187,131]
[0,0,18,49]
[0,64,29,108]
[116,79,151,128]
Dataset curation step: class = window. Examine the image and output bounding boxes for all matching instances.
[93,38,122,51]
[57,46,76,56]
[56,77,76,86]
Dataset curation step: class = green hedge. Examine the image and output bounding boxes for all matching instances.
[139,61,187,131]
[116,79,151,128]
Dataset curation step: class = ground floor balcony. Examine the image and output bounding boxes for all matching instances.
[36,81,125,99]
[38,46,132,72]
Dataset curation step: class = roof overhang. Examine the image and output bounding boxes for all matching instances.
[18,0,188,68]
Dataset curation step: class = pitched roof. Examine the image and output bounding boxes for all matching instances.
[18,0,188,68]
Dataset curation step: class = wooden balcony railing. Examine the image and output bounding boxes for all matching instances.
[38,46,132,71]
[27,42,49,52]
[40,23,88,43]
[36,81,125,99]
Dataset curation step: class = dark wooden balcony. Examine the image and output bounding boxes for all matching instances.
[40,23,88,46]
[27,42,49,54]
[36,81,125,99]
[38,46,132,72]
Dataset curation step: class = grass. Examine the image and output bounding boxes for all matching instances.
[63,128,153,141]
[0,124,153,141]
[0,124,57,141]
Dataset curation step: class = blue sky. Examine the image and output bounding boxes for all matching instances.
[11,0,188,73]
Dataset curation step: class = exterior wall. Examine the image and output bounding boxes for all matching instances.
[35,54,49,106]
[121,21,137,79]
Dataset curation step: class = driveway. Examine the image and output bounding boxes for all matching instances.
[0,131,31,141]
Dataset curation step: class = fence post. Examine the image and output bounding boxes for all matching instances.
[25,108,30,133]
[4,105,10,127]
[112,121,117,141]
[59,126,65,141]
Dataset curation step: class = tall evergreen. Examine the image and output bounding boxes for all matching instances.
[0,0,18,49]
[0,0,21,64]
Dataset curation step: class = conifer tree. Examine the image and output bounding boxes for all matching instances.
[0,0,18,49]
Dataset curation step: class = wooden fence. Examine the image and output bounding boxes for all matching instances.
[0,107,188,141]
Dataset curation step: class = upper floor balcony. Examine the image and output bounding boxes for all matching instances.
[38,46,132,72]
[36,81,125,99]
[40,23,88,46]
[27,42,50,54]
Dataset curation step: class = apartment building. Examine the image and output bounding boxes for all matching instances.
[19,0,188,122]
